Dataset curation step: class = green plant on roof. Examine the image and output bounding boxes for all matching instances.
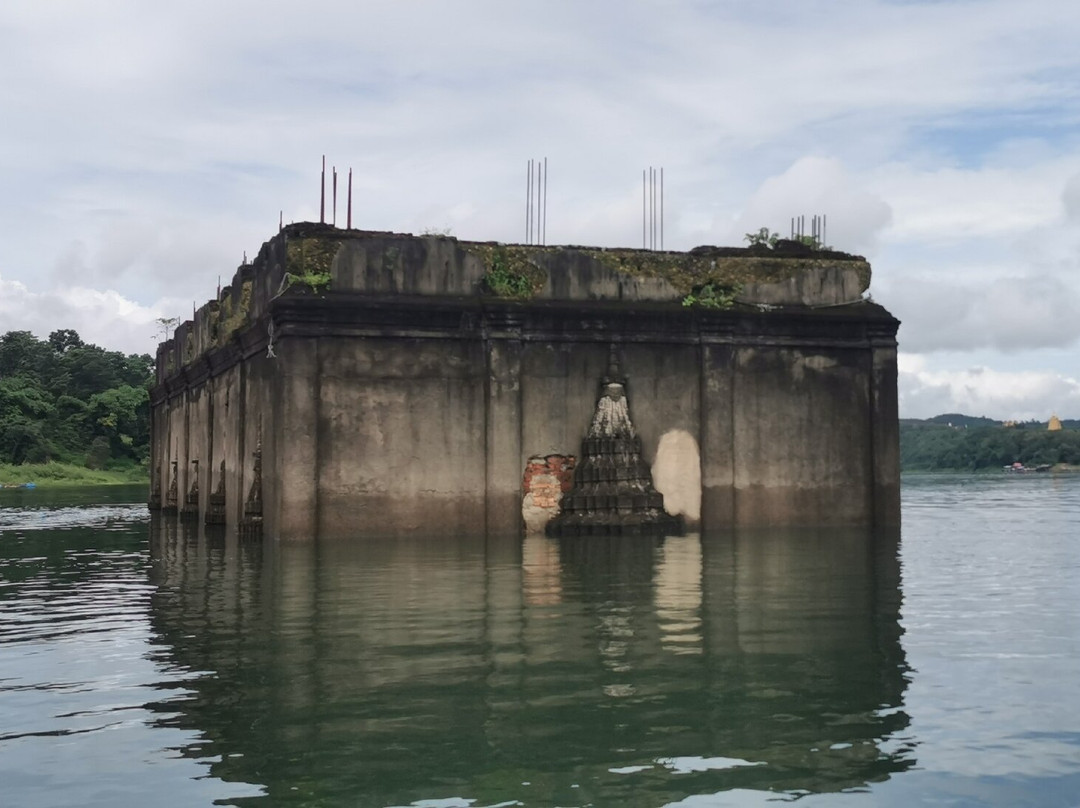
[745,227,830,251]
[284,270,332,293]
[744,227,780,248]
[480,247,543,299]
[793,233,831,250]
[285,237,338,294]
[216,281,253,345]
[681,283,741,310]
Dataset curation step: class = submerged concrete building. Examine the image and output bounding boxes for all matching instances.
[149,223,899,541]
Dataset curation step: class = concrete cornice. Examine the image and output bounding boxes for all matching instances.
[150,293,898,400]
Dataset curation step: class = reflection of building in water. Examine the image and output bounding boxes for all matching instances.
[147,526,912,806]
[522,534,562,606]
[653,534,704,655]
[699,527,910,791]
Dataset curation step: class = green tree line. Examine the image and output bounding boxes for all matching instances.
[0,330,153,470]
[901,422,1080,471]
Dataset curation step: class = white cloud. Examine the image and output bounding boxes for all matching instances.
[3,0,1080,420]
[888,273,1080,354]
[0,272,181,356]
[870,157,1080,358]
[899,354,1080,420]
[722,156,892,254]
[1064,173,1080,222]
[872,157,1080,245]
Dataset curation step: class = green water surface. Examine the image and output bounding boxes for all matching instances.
[2,475,1078,807]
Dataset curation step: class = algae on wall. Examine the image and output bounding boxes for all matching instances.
[158,226,873,383]
[471,244,547,299]
[588,249,870,298]
[215,281,253,347]
[285,237,340,292]
[466,241,870,303]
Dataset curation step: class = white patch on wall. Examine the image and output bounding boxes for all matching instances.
[791,353,839,382]
[522,479,559,534]
[652,429,702,523]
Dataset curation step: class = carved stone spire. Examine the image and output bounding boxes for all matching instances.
[546,350,681,537]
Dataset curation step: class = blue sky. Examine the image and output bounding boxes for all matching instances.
[2,0,1080,418]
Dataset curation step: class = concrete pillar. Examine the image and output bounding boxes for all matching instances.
[187,386,211,522]
[871,344,901,527]
[700,343,735,529]
[274,338,320,540]
[165,395,186,512]
[179,393,190,508]
[222,366,244,532]
[485,338,523,535]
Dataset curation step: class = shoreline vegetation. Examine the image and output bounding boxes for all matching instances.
[1,329,153,489]
[0,461,147,488]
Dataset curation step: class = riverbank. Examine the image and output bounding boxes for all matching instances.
[903,463,1080,474]
[0,462,147,488]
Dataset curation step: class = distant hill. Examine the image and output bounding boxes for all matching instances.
[902,413,1080,431]
[899,413,1080,470]
[925,413,1001,428]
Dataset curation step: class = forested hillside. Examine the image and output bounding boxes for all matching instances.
[0,330,153,471]
[900,421,1080,471]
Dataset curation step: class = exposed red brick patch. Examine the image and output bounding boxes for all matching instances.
[522,454,576,532]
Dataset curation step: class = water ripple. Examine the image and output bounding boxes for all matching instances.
[0,503,149,533]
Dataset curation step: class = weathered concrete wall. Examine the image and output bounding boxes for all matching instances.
[148,225,900,541]
[186,384,211,518]
[150,224,872,373]
[731,346,872,525]
[314,337,488,538]
[206,364,241,527]
[485,338,523,535]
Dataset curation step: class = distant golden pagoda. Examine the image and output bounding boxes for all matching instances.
[1048,414,1063,431]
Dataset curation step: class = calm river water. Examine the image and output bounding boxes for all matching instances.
[1,475,1078,807]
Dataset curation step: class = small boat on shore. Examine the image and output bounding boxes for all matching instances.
[1003,463,1051,473]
